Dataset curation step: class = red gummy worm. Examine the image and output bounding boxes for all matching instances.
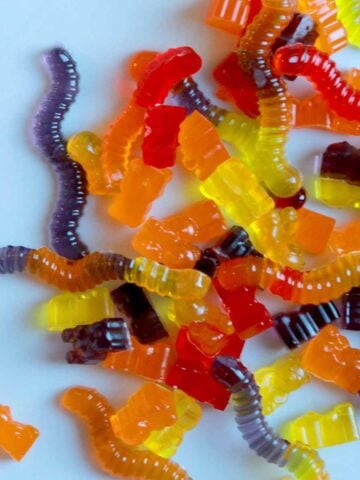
[273,43,360,122]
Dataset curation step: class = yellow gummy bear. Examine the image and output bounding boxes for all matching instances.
[255,351,311,415]
[46,287,114,331]
[281,403,360,449]
[314,177,360,209]
[248,207,305,268]
[143,389,202,458]
[199,157,274,228]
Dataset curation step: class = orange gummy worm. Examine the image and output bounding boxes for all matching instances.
[61,387,191,479]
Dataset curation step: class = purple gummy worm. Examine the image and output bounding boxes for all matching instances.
[32,47,89,260]
[0,246,32,274]
[173,77,226,125]
[212,355,290,467]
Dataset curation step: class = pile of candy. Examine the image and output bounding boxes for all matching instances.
[1,0,360,478]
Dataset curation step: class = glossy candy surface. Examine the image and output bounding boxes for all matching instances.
[109,158,173,227]
[301,325,360,394]
[282,402,360,448]
[273,44,360,122]
[330,221,360,255]
[111,283,168,343]
[46,287,114,331]
[110,383,177,446]
[67,131,116,195]
[32,47,88,259]
[272,188,307,210]
[248,207,304,268]
[62,318,131,364]
[61,387,192,479]
[273,302,340,349]
[342,287,360,330]
[0,406,39,461]
[132,200,226,269]
[143,389,202,458]
[320,141,360,186]
[237,0,302,198]
[218,252,360,304]
[103,337,176,382]
[299,0,347,54]
[315,177,360,209]
[179,111,229,180]
[206,0,250,36]
[213,278,273,339]
[142,105,186,168]
[200,157,275,227]
[296,208,335,255]
[255,351,311,415]
[134,46,202,108]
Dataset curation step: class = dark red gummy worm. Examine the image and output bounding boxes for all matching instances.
[32,47,89,260]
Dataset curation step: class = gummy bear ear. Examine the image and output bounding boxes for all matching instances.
[212,355,249,390]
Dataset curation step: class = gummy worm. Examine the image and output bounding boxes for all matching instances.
[212,356,329,479]
[217,252,360,304]
[336,0,360,49]
[61,387,192,480]
[237,0,302,198]
[273,43,360,122]
[0,246,210,299]
[32,47,89,260]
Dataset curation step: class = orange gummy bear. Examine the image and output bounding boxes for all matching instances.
[0,406,39,461]
[301,325,360,394]
[102,337,176,383]
[179,111,229,180]
[132,200,226,268]
[61,387,191,479]
[206,0,251,36]
[329,221,360,255]
[128,51,159,82]
[108,158,173,227]
[101,103,146,183]
[296,208,335,255]
[110,383,177,446]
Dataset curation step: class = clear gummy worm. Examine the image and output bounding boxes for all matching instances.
[273,43,360,122]
[61,386,192,479]
[212,356,329,479]
[32,47,89,260]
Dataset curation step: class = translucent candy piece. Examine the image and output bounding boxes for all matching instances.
[0,406,39,461]
[46,288,114,331]
[206,0,251,36]
[282,403,360,448]
[110,383,177,446]
[248,208,304,268]
[108,158,173,227]
[296,208,335,255]
[255,351,311,415]
[179,111,229,180]
[200,157,275,227]
[285,442,329,480]
[314,177,360,209]
[337,0,360,48]
[143,389,202,458]
[102,337,175,382]
[330,221,360,255]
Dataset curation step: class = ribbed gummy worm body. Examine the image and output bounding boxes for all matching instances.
[0,246,210,299]
[32,47,89,260]
[212,356,329,479]
[61,387,192,479]
[273,43,360,122]
[217,252,360,304]
[237,0,302,198]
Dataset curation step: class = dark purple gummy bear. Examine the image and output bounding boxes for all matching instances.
[320,141,360,186]
[111,283,168,344]
[62,318,131,364]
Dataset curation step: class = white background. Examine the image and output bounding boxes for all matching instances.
[0,1,360,479]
